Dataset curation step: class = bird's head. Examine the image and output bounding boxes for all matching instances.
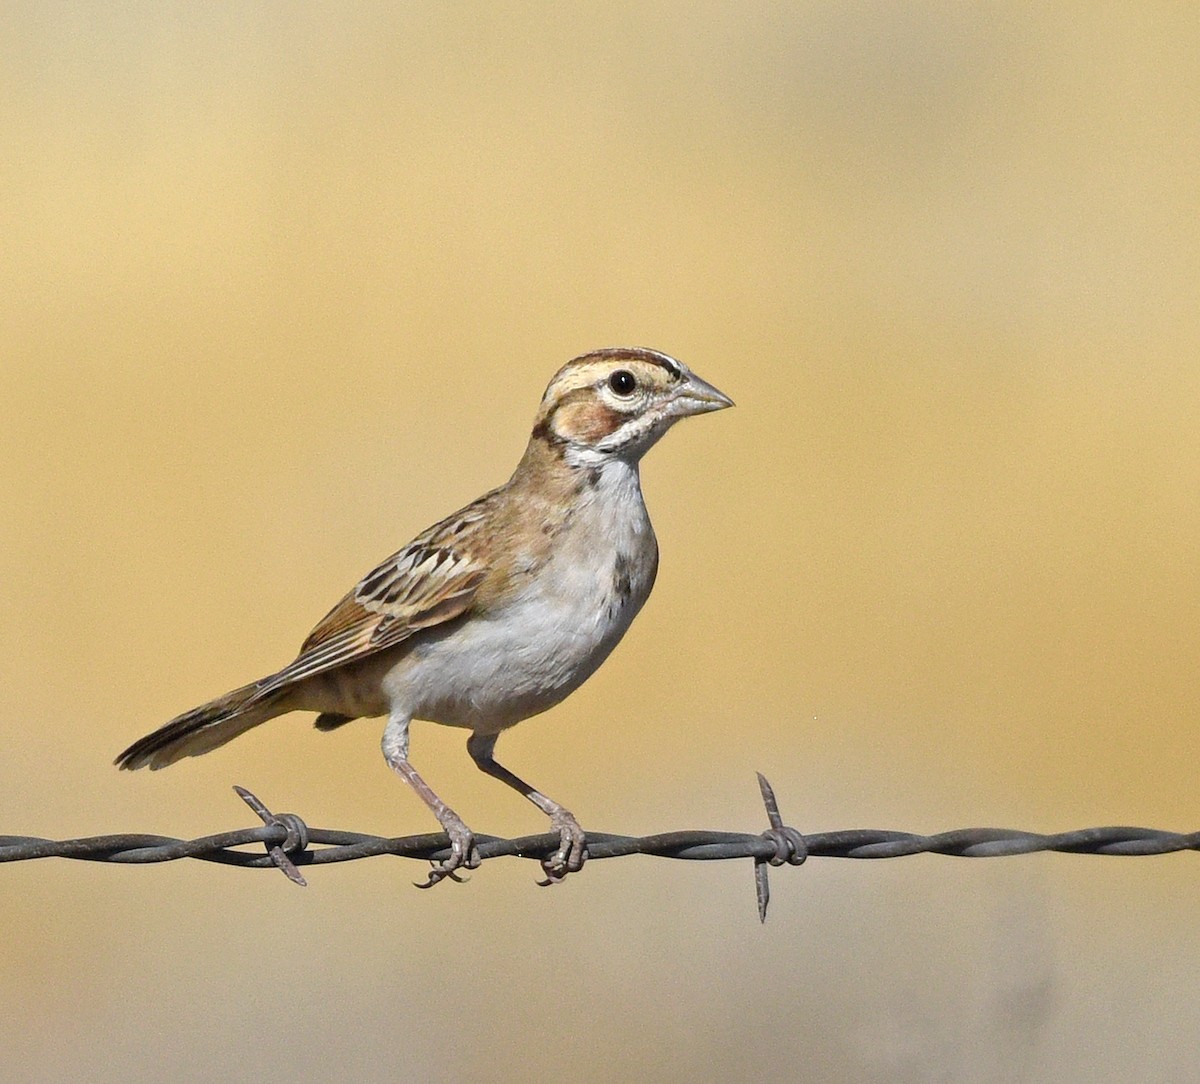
[531,347,733,465]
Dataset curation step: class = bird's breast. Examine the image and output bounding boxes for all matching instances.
[388,462,658,730]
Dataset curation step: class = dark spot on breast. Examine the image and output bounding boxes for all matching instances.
[612,551,634,606]
[606,556,635,622]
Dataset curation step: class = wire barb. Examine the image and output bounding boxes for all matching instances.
[232,785,309,887]
[754,773,807,922]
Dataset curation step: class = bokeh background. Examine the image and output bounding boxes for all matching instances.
[3,4,1200,1081]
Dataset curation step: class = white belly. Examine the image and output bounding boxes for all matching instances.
[384,464,658,731]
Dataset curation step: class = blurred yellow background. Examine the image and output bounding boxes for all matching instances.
[3,4,1199,1081]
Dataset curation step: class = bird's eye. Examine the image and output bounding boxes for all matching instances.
[608,370,637,396]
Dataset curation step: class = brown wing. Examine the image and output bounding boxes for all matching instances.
[256,496,495,696]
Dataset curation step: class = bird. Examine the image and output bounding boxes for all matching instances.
[116,347,733,885]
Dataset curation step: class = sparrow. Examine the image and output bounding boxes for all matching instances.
[116,347,733,885]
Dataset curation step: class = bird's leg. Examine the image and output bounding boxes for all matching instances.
[466,731,587,884]
[383,715,479,888]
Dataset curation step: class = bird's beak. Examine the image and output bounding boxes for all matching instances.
[676,372,735,416]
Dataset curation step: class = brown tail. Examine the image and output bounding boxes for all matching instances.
[115,678,289,771]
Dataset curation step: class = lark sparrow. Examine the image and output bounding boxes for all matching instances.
[116,347,733,884]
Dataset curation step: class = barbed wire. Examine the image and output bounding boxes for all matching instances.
[2,775,1196,921]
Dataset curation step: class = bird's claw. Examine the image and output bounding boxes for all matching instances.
[535,809,587,887]
[413,814,481,889]
[414,863,472,889]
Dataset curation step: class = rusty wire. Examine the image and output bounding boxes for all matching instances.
[2,774,1197,921]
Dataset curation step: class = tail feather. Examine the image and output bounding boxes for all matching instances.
[115,679,287,771]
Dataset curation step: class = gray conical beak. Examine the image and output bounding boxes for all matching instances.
[677,372,735,415]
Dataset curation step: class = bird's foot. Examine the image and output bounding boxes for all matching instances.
[536,808,587,886]
[414,809,481,889]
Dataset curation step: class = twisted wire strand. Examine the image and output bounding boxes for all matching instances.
[6,823,1198,867]
[2,777,1195,919]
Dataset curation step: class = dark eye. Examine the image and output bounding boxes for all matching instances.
[608,369,637,396]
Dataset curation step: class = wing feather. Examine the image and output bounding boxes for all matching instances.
[258,496,497,695]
